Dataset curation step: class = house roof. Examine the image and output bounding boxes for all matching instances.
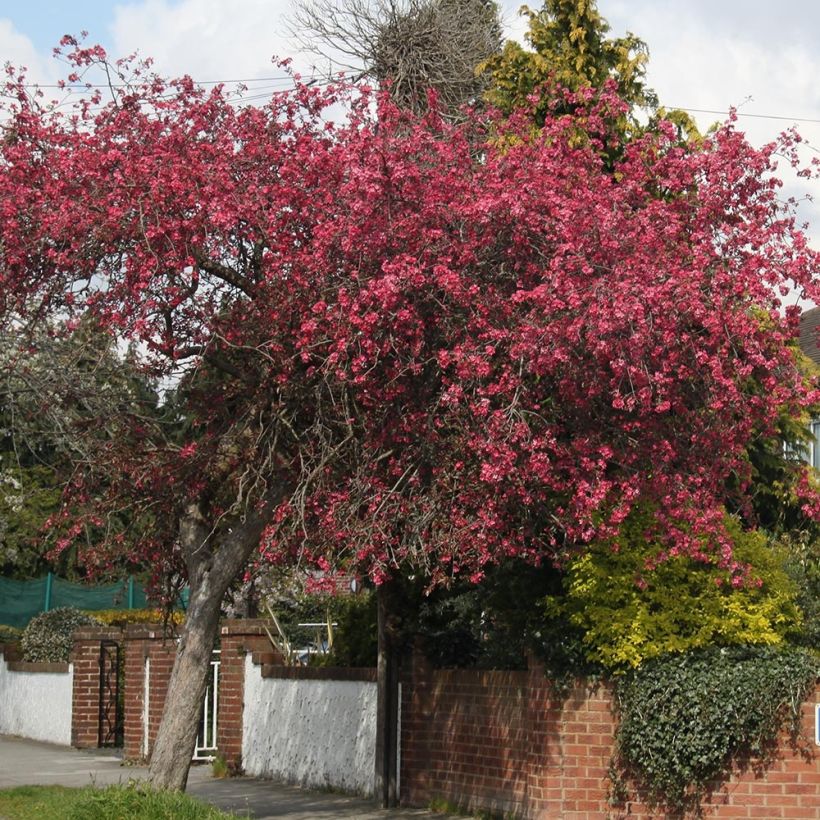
[799,306,820,367]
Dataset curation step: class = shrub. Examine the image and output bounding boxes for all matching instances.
[262,588,378,667]
[325,591,378,667]
[0,624,21,645]
[780,530,820,650]
[417,561,567,671]
[84,608,185,627]
[21,607,102,662]
[614,646,817,812]
[549,511,802,670]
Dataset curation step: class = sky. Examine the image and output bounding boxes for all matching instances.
[3,0,820,270]
[3,1,820,144]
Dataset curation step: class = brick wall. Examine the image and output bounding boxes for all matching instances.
[121,625,177,761]
[117,619,274,767]
[400,648,530,816]
[216,619,274,770]
[70,626,124,749]
[400,648,820,819]
[65,619,819,818]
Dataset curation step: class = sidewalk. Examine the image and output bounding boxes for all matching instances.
[0,735,455,819]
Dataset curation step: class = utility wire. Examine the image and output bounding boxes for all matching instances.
[670,106,820,126]
[23,87,820,124]
[19,77,820,125]
[22,76,298,88]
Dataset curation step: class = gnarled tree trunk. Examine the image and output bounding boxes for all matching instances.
[148,499,273,791]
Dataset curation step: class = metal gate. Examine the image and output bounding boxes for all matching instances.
[193,649,220,760]
[98,640,124,747]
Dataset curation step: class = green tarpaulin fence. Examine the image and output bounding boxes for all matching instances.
[0,573,149,629]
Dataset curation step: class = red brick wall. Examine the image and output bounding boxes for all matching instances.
[216,619,273,771]
[122,628,146,760]
[400,649,820,819]
[69,620,818,818]
[400,648,530,816]
[144,637,176,756]
[69,626,124,749]
[542,680,620,818]
[117,620,275,767]
[121,625,177,761]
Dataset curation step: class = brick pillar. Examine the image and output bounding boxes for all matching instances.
[216,619,273,772]
[121,624,178,761]
[70,626,124,749]
[145,630,178,759]
[123,626,147,761]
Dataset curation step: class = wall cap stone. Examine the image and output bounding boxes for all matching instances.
[220,618,269,637]
[123,623,179,640]
[0,644,22,661]
[72,626,125,641]
[260,664,377,682]
[7,660,70,674]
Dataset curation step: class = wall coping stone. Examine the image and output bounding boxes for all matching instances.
[123,623,179,640]
[0,644,21,661]
[260,663,377,682]
[72,626,125,641]
[220,618,269,637]
[7,660,70,674]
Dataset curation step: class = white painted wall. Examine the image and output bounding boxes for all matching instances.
[242,654,377,796]
[0,651,73,745]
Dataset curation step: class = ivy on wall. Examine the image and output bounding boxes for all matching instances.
[612,646,817,813]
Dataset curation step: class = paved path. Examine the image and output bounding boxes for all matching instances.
[0,735,455,819]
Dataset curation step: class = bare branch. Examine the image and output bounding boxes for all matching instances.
[290,0,502,115]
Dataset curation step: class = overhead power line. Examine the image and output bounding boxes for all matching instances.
[23,75,299,88]
[670,106,820,126]
[17,78,820,126]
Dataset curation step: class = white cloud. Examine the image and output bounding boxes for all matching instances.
[0,18,60,86]
[602,4,820,145]
[109,0,544,87]
[109,0,316,83]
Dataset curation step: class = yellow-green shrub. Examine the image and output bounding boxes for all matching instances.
[548,512,802,670]
[0,624,21,644]
[83,608,185,627]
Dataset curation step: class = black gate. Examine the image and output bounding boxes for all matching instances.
[98,640,124,747]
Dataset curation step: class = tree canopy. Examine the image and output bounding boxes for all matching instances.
[3,41,820,581]
[1,38,820,786]
[0,320,158,579]
[482,0,697,138]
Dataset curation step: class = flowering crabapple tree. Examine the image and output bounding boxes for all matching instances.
[2,40,820,789]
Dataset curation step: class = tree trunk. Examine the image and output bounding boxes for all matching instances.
[148,499,274,791]
[375,580,400,807]
[146,567,222,790]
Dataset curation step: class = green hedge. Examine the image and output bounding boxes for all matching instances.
[20,608,102,662]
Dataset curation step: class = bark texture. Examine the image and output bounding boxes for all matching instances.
[147,500,273,791]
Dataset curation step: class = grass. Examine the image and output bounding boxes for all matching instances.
[211,752,230,779]
[0,783,237,819]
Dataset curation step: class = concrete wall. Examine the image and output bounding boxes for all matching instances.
[0,650,73,745]
[242,654,378,796]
